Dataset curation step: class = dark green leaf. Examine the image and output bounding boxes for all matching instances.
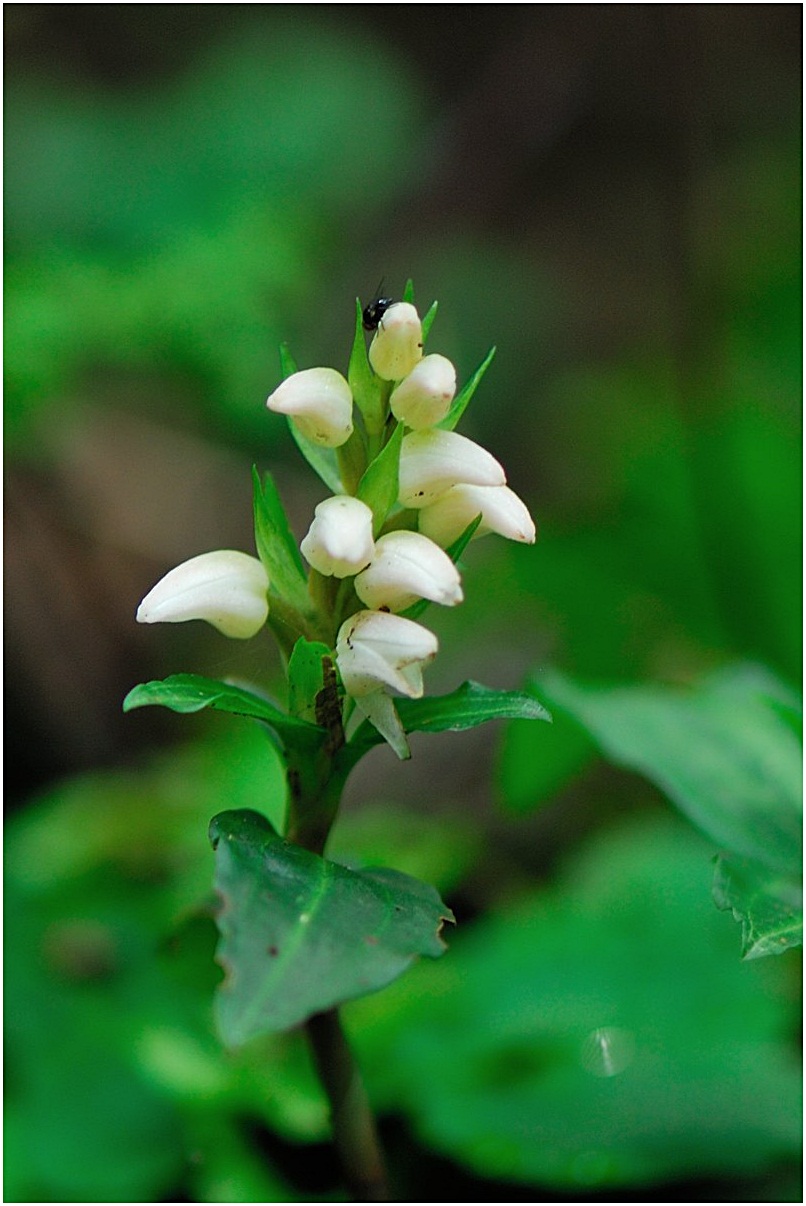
[440,345,496,431]
[537,664,802,876]
[287,638,332,724]
[356,422,404,536]
[398,680,551,734]
[348,297,384,433]
[278,341,298,379]
[403,514,482,621]
[252,466,308,610]
[713,854,803,959]
[421,300,438,342]
[209,809,454,1044]
[123,674,325,746]
[286,419,343,494]
[346,681,551,758]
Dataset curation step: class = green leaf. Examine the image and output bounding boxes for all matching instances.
[350,816,801,1190]
[346,681,551,758]
[713,853,803,959]
[402,278,415,304]
[123,674,325,746]
[286,419,343,494]
[440,345,496,431]
[251,466,309,610]
[421,300,438,342]
[278,341,298,379]
[356,422,404,536]
[209,809,454,1044]
[348,297,384,434]
[398,680,551,734]
[537,664,802,877]
[287,638,332,724]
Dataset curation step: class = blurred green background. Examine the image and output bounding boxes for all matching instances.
[5,5,801,1202]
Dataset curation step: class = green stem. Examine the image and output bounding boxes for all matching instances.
[305,1009,390,1201]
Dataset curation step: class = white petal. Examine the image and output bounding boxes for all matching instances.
[300,495,375,578]
[136,550,269,639]
[389,354,456,430]
[353,692,411,760]
[418,483,537,548]
[336,610,438,698]
[266,367,354,447]
[354,530,463,611]
[368,302,423,382]
[398,429,506,508]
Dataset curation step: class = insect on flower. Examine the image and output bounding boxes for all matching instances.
[362,280,396,332]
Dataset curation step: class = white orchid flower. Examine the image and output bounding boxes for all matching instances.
[300,495,375,578]
[398,429,506,508]
[136,550,269,639]
[266,367,354,447]
[336,610,438,700]
[354,531,463,612]
[368,302,423,382]
[389,354,456,430]
[418,483,537,548]
[336,609,438,758]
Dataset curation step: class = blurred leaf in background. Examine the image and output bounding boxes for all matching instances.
[348,815,801,1196]
[4,5,801,1202]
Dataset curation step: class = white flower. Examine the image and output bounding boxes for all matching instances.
[418,483,537,547]
[300,495,375,578]
[336,610,438,699]
[354,530,463,612]
[266,367,354,447]
[368,302,423,381]
[135,550,269,639]
[389,354,456,429]
[398,429,506,508]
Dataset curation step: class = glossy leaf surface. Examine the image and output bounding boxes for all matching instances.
[123,674,325,747]
[210,809,454,1044]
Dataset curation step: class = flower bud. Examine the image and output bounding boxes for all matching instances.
[368,302,423,381]
[354,531,463,612]
[266,367,353,447]
[389,354,456,430]
[300,495,375,578]
[336,610,438,700]
[418,483,537,548]
[136,550,269,639]
[398,429,506,508]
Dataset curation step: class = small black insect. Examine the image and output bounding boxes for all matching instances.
[362,295,396,332]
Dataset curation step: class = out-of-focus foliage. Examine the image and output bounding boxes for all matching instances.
[500,662,803,958]
[348,816,801,1192]
[5,5,801,1202]
[6,732,801,1201]
[5,22,423,450]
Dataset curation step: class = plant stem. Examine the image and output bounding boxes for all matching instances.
[305,1009,390,1201]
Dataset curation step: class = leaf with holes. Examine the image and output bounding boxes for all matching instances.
[209,810,454,1045]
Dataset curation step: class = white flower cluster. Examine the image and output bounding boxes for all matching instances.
[135,298,535,755]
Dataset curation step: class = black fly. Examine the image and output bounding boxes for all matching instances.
[362,280,396,331]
